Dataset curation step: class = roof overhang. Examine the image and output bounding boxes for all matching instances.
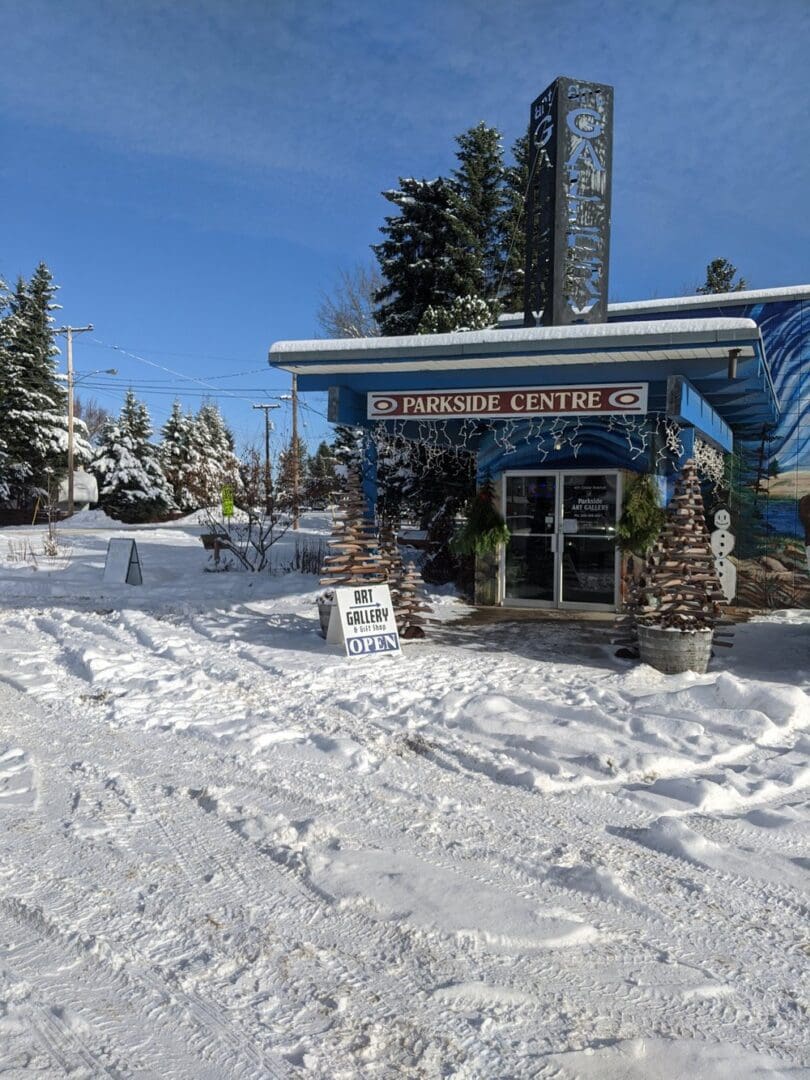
[270,318,760,375]
[269,317,780,435]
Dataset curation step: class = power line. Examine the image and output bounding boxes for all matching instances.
[87,340,269,369]
[90,338,261,405]
[73,382,295,396]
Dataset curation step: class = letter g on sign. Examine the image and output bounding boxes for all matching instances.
[567,108,602,139]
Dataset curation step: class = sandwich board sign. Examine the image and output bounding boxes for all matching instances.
[326,584,401,660]
[103,538,143,586]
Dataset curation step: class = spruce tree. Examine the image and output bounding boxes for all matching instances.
[160,400,200,511]
[183,402,242,508]
[0,277,14,502]
[451,122,505,296]
[332,425,364,474]
[0,263,85,505]
[200,402,241,497]
[697,258,747,295]
[417,294,499,334]
[91,390,174,522]
[306,441,339,506]
[373,177,479,336]
[276,435,308,510]
[497,133,531,312]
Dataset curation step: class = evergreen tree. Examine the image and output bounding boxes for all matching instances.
[497,133,531,311]
[372,177,479,336]
[0,263,87,505]
[178,402,242,509]
[276,435,308,511]
[332,425,365,475]
[306,441,339,505]
[0,277,14,502]
[451,122,505,295]
[417,294,499,334]
[160,399,200,510]
[696,258,747,295]
[91,390,174,522]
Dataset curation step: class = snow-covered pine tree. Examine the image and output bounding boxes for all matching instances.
[185,402,242,509]
[417,294,499,334]
[372,177,479,336]
[160,399,201,510]
[91,390,175,522]
[332,425,364,477]
[451,122,505,296]
[696,258,747,295]
[374,429,416,525]
[0,263,90,506]
[497,132,530,312]
[276,435,308,511]
[305,441,339,506]
[0,277,14,503]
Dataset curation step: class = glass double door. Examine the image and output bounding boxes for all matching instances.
[502,472,619,609]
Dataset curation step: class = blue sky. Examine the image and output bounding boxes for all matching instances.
[2,0,808,453]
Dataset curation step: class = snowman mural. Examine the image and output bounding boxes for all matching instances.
[710,505,736,602]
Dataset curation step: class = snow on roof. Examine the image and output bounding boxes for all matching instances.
[498,284,810,325]
[270,317,758,360]
[609,283,810,313]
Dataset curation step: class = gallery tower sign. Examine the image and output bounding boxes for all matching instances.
[523,76,613,328]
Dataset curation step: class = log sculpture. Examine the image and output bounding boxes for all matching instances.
[638,459,733,646]
[320,465,387,590]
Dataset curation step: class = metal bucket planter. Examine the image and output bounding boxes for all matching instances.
[637,625,713,675]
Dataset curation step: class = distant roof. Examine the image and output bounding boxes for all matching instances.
[498,284,810,327]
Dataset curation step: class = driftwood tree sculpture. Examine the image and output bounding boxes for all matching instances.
[320,465,386,591]
[397,562,433,639]
[639,459,731,642]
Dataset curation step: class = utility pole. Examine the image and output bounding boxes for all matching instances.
[55,324,93,516]
[252,403,281,513]
[291,373,300,530]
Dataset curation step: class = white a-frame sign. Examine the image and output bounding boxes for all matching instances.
[103,538,143,586]
[326,584,402,660]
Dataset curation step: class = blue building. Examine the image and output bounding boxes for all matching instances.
[270,284,809,612]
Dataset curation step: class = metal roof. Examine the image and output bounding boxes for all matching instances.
[268,317,780,435]
[269,317,760,373]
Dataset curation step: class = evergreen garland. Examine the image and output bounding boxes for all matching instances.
[451,475,510,556]
[617,472,665,556]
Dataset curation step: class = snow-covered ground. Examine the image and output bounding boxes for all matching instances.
[0,514,808,1078]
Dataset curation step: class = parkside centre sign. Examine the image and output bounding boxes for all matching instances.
[368,383,647,420]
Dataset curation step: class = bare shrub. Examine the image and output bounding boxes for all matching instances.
[276,536,328,575]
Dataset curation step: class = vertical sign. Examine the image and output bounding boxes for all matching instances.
[524,76,613,328]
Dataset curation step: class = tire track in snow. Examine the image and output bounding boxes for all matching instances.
[1,605,808,1070]
[0,672,493,1075]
